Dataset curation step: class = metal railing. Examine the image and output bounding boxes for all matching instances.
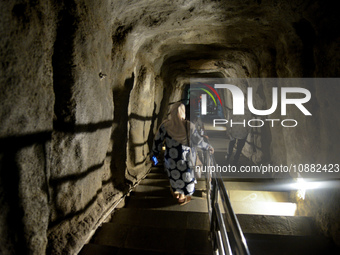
[204,150,251,255]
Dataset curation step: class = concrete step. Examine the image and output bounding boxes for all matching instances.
[80,215,336,255]
[79,243,119,255]
[137,178,170,187]
[110,208,210,231]
[244,233,339,255]
[83,223,212,255]
[149,166,164,173]
[137,178,207,191]
[124,195,209,213]
[145,172,168,179]
[142,170,295,216]
[228,190,289,203]
[230,201,297,216]
[150,165,164,173]
[130,184,209,200]
[109,209,317,237]
[130,183,172,198]
[237,214,318,236]
[79,243,185,255]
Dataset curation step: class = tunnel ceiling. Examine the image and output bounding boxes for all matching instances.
[111,0,330,81]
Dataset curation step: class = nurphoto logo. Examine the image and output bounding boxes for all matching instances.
[192,79,312,128]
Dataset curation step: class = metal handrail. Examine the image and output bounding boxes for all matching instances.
[204,150,250,255]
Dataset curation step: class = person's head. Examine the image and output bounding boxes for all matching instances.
[163,102,188,145]
[170,102,186,121]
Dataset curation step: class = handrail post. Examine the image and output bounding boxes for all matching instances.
[205,149,250,255]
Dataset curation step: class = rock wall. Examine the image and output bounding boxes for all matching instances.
[0,0,167,253]
[47,0,115,253]
[0,0,339,254]
[0,0,56,253]
[1,0,126,254]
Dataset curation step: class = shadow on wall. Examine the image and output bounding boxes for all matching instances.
[48,72,160,233]
[110,74,135,189]
[128,108,158,167]
[0,131,51,254]
[0,123,118,252]
[49,120,113,227]
[147,102,158,158]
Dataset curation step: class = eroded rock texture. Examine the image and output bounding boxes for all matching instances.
[0,0,339,254]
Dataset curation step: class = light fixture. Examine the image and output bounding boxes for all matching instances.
[294,178,323,200]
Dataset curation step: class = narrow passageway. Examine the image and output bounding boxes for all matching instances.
[1,0,340,254]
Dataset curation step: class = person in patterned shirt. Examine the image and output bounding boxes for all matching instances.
[152,102,214,205]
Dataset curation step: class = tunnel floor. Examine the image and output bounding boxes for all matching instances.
[79,166,212,254]
[78,167,339,255]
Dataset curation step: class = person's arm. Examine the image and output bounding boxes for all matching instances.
[152,124,165,157]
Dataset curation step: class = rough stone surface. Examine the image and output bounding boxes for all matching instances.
[0,0,340,254]
[0,0,55,253]
[297,188,340,246]
[46,1,116,254]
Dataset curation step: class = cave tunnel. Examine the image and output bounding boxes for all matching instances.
[1,0,340,254]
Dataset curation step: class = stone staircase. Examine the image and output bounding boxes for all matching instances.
[79,164,340,255]
[79,115,339,254]
[79,166,212,255]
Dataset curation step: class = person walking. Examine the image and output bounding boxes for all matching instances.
[152,102,214,205]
